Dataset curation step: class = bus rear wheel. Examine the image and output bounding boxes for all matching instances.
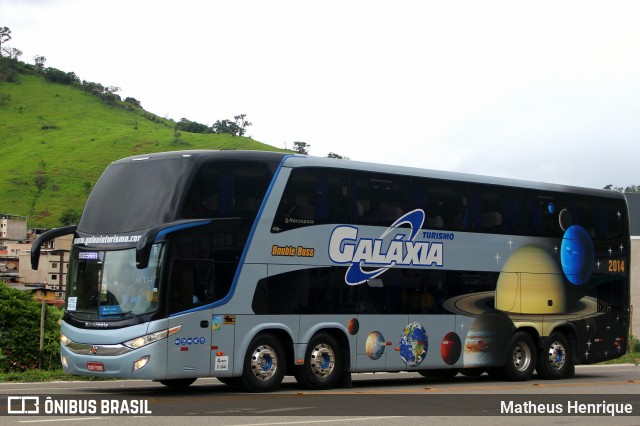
[501,331,536,381]
[241,333,286,392]
[294,332,342,390]
[536,332,573,379]
[158,378,196,388]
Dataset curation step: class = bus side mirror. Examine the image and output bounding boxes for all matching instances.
[31,225,77,270]
[135,219,211,269]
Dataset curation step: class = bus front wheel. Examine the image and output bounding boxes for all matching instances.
[294,332,343,390]
[536,332,573,379]
[241,333,286,392]
[501,331,537,381]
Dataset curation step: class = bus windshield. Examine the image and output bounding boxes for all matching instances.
[66,245,163,320]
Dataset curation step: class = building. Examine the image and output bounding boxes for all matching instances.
[0,215,71,302]
[0,214,28,240]
[10,284,66,307]
[18,234,72,300]
[0,214,28,282]
[625,193,640,338]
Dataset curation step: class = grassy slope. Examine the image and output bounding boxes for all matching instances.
[0,74,283,228]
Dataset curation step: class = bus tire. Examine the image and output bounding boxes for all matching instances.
[536,332,572,380]
[158,378,196,388]
[294,332,342,390]
[502,331,536,381]
[241,333,286,392]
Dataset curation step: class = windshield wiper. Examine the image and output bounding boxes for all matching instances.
[66,309,97,315]
[120,311,145,323]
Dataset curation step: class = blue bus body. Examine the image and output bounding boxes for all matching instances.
[32,150,630,391]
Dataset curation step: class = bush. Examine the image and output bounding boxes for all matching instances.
[43,67,79,85]
[0,282,63,372]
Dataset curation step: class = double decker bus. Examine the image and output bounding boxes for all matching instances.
[32,150,630,392]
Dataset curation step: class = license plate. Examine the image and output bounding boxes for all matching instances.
[87,361,105,372]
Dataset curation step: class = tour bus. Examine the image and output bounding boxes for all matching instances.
[32,150,630,392]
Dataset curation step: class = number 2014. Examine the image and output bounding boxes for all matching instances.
[608,259,625,272]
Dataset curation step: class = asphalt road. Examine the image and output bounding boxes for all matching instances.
[1,364,639,425]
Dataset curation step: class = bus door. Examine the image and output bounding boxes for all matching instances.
[352,280,410,371]
[355,314,404,371]
[166,259,214,378]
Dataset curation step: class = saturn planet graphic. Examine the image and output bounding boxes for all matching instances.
[495,245,567,314]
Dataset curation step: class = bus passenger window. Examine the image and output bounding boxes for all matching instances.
[522,191,566,237]
[351,172,410,226]
[272,168,349,232]
[569,196,598,238]
[601,199,626,240]
[412,178,468,231]
[181,161,272,220]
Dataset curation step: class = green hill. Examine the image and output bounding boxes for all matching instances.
[0,70,283,228]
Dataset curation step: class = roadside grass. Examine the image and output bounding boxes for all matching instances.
[0,74,285,228]
[597,351,640,366]
[0,369,116,383]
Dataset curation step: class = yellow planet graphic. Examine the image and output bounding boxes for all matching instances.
[442,244,599,320]
[495,245,567,314]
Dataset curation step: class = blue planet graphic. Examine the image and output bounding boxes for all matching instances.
[560,225,594,285]
[399,322,428,367]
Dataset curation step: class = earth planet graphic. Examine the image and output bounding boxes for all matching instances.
[399,322,428,367]
[561,224,594,285]
[365,331,385,360]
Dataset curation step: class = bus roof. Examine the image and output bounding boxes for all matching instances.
[112,149,623,200]
[280,155,625,200]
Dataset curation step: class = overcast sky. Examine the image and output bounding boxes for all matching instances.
[2,0,639,189]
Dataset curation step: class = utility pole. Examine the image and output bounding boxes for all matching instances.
[39,298,45,369]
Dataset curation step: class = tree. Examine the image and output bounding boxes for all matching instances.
[44,68,79,85]
[327,152,349,160]
[0,27,11,57]
[33,55,46,72]
[175,118,210,134]
[234,114,252,136]
[4,47,21,61]
[604,184,640,193]
[0,282,63,372]
[211,114,252,136]
[59,208,81,226]
[292,141,310,155]
[212,119,240,136]
[124,97,141,107]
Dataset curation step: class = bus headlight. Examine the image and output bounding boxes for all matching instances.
[133,355,150,372]
[60,333,71,346]
[123,325,182,350]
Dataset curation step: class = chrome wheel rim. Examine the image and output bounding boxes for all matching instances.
[309,343,335,378]
[547,340,566,371]
[512,342,532,372]
[250,344,278,381]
